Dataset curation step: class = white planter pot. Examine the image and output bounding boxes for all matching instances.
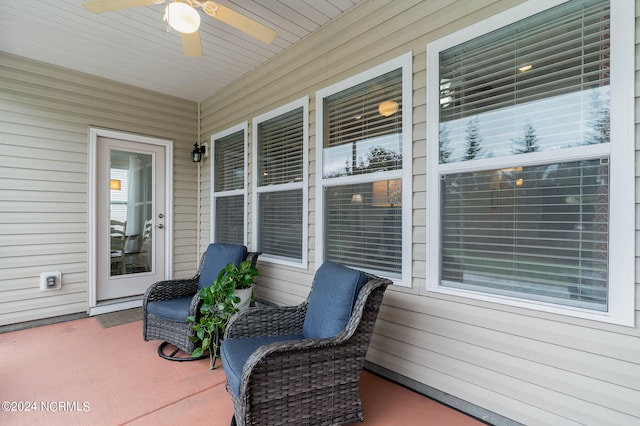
[233,287,253,312]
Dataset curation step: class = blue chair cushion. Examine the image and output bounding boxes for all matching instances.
[302,261,369,340]
[146,296,193,322]
[198,244,248,290]
[221,334,304,397]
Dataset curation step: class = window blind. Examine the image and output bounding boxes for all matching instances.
[441,159,609,310]
[439,0,610,163]
[215,194,244,245]
[325,181,402,276]
[321,63,406,277]
[214,131,244,192]
[436,0,612,311]
[256,104,305,262]
[323,68,403,177]
[257,107,304,186]
[258,190,303,260]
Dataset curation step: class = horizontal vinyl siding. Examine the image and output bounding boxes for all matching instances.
[200,0,640,424]
[0,53,198,325]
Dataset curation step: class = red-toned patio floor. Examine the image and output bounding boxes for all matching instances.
[0,316,484,425]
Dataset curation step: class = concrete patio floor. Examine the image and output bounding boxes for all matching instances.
[0,315,485,425]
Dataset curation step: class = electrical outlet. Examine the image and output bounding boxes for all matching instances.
[40,271,62,291]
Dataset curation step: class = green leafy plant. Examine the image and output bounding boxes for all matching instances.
[223,260,259,290]
[186,260,259,368]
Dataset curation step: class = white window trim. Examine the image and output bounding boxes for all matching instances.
[210,122,248,246]
[426,0,635,326]
[252,97,309,268]
[315,52,413,286]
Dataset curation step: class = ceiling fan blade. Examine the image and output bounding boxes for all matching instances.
[206,3,276,44]
[182,31,203,57]
[82,0,158,14]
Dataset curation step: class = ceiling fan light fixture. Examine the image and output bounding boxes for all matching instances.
[164,2,201,34]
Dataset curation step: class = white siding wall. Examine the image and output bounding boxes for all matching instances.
[0,53,199,325]
[200,0,640,424]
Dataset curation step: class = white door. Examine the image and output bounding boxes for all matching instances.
[94,135,168,304]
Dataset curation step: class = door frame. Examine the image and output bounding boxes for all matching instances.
[88,127,173,315]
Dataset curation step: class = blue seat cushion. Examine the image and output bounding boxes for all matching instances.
[198,244,248,290]
[302,261,369,340]
[146,244,247,324]
[146,296,192,322]
[221,334,304,397]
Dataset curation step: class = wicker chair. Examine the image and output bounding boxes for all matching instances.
[220,261,391,426]
[143,243,260,360]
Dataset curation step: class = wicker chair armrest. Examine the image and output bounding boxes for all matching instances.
[342,277,390,332]
[224,304,307,339]
[187,291,203,318]
[143,277,199,303]
[251,332,347,361]
[238,332,352,398]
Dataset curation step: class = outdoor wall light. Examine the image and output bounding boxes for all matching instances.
[192,142,206,162]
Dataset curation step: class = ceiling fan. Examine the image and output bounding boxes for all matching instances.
[82,0,277,57]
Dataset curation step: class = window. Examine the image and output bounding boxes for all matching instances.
[316,53,412,285]
[211,123,247,245]
[253,98,308,266]
[427,0,634,324]
[110,167,128,224]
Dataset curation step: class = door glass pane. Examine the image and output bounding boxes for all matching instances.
[110,149,153,276]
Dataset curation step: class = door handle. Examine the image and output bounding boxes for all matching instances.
[157,224,164,229]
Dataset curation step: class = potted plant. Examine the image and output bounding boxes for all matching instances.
[187,260,259,368]
[225,259,259,311]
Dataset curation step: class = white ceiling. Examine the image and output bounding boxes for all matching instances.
[0,0,362,101]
